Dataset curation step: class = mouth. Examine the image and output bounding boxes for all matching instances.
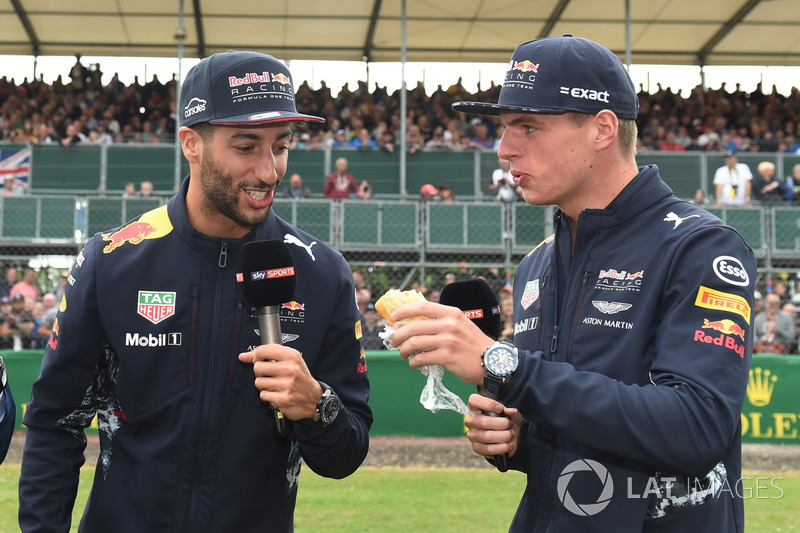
[243,186,275,208]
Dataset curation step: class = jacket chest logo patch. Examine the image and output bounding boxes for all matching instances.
[137,291,176,324]
[520,279,540,310]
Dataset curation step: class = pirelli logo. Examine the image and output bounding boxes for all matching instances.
[694,286,751,324]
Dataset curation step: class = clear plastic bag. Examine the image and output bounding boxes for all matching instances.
[379,323,470,415]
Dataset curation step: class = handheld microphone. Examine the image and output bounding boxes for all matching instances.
[440,278,510,472]
[236,240,297,437]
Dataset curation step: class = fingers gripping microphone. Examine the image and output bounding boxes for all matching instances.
[440,278,510,472]
[236,240,297,437]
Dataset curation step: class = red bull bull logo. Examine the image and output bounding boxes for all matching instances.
[512,60,539,73]
[702,318,746,341]
[271,72,290,85]
[281,301,305,311]
[102,222,158,253]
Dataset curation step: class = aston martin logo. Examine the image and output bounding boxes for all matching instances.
[591,301,632,315]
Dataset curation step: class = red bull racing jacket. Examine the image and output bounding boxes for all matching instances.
[19,177,372,532]
[500,165,755,532]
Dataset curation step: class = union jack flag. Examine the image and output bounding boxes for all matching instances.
[0,147,31,188]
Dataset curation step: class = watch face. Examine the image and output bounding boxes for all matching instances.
[321,396,340,424]
[485,345,518,377]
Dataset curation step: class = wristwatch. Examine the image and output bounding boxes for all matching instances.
[481,341,519,397]
[313,381,340,428]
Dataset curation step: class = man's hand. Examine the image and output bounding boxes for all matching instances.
[465,394,522,459]
[238,345,322,421]
[389,300,493,385]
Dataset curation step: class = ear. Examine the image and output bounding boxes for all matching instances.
[179,126,202,164]
[593,110,619,152]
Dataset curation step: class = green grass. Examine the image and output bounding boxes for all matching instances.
[1,465,797,532]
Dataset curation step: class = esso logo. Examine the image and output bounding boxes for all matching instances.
[713,256,749,286]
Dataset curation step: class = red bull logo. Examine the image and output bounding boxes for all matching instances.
[271,72,290,85]
[626,271,644,280]
[702,318,746,341]
[281,301,305,311]
[694,318,746,358]
[512,60,539,73]
[102,222,158,253]
[228,72,272,87]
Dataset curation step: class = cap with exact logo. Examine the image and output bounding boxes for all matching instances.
[179,50,325,127]
[452,34,638,120]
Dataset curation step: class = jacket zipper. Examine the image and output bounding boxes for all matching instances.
[566,271,591,364]
[189,240,228,530]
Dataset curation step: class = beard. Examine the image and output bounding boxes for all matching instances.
[198,148,277,230]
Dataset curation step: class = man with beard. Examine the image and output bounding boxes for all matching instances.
[19,51,372,532]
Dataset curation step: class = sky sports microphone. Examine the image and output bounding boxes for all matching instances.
[236,240,297,437]
[439,278,510,472]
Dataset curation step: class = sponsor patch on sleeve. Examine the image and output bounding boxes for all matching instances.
[694,286,751,324]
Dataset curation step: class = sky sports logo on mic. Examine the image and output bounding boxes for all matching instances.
[236,266,295,282]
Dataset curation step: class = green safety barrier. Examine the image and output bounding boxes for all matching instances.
[5,350,798,442]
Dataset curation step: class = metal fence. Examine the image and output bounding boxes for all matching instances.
[1,195,799,300]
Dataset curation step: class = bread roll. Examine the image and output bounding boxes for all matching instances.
[374,289,427,326]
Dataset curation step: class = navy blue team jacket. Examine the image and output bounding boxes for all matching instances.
[500,165,754,532]
[20,177,372,532]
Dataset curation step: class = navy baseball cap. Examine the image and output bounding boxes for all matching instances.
[452,34,638,120]
[180,50,325,127]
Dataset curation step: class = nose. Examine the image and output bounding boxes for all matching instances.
[253,153,280,186]
[496,129,516,162]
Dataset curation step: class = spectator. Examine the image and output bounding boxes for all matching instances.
[690,188,710,205]
[3,176,26,197]
[122,182,137,198]
[784,164,800,205]
[490,158,519,202]
[138,180,154,197]
[349,128,376,150]
[9,267,39,301]
[323,157,358,200]
[356,180,374,200]
[752,161,785,205]
[754,292,796,354]
[713,151,752,206]
[360,303,385,350]
[0,294,36,350]
[282,173,313,199]
[419,183,439,201]
[438,183,455,202]
[0,267,17,298]
[59,121,84,146]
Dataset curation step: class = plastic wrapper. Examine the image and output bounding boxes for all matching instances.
[379,322,470,415]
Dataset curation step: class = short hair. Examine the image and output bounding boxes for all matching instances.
[568,112,638,158]
[757,161,775,175]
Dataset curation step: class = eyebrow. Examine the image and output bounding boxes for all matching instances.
[501,114,546,127]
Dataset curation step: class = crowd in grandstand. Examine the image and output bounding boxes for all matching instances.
[3,56,800,155]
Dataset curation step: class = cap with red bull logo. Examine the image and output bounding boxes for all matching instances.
[452,34,638,120]
[179,50,325,128]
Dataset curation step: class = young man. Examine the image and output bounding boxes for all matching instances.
[391,35,754,531]
[19,51,372,532]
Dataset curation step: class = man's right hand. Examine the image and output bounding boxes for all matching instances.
[465,393,522,460]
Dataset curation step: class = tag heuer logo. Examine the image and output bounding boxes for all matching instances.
[137,291,176,324]
[520,279,540,310]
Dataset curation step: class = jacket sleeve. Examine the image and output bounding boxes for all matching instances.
[19,237,107,532]
[293,254,372,479]
[501,225,755,477]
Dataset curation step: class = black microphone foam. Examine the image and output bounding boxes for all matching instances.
[236,240,297,308]
[440,278,501,340]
